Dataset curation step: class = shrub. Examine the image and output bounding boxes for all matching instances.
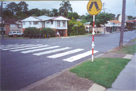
[41,28,56,37]
[68,18,85,36]
[24,27,39,34]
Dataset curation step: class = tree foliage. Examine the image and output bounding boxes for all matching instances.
[82,12,112,27]
[68,18,85,35]
[128,16,133,20]
[59,0,72,17]
[67,12,79,20]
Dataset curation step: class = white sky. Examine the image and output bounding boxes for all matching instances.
[3,0,136,17]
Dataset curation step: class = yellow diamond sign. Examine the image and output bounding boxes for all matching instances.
[87,0,102,15]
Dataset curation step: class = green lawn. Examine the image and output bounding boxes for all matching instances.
[120,44,136,55]
[131,38,136,42]
[70,58,130,88]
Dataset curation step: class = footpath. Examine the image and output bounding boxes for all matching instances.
[20,39,136,91]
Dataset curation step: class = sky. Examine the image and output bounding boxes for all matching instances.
[3,0,136,17]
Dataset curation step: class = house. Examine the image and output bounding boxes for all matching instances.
[126,20,136,30]
[84,22,92,32]
[105,20,121,33]
[21,15,70,37]
[3,19,22,35]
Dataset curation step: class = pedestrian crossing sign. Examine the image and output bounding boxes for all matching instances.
[87,0,102,15]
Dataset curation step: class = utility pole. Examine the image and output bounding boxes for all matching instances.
[1,1,4,39]
[102,3,106,13]
[102,2,106,34]
[119,0,126,47]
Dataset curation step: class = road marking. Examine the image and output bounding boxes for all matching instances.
[47,49,84,59]
[21,46,60,53]
[63,50,98,62]
[33,47,71,56]
[10,45,49,52]
[2,44,43,50]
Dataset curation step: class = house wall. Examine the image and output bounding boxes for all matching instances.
[10,24,22,31]
[22,21,42,29]
[94,27,104,33]
[5,24,10,35]
[45,20,67,29]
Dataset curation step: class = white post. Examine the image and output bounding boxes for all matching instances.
[92,15,95,62]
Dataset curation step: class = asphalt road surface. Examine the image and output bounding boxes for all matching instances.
[1,31,136,90]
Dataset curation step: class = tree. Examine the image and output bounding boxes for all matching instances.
[67,12,79,20]
[117,14,121,20]
[40,9,50,16]
[119,0,126,47]
[50,9,58,16]
[128,16,133,20]
[18,1,28,12]
[59,0,72,17]
[6,2,18,14]
[93,12,112,27]
[3,8,13,18]
[109,13,115,19]
[29,8,41,16]
[68,18,85,35]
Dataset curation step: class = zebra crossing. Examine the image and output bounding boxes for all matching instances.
[0,44,98,62]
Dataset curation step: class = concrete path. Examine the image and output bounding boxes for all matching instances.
[107,53,136,91]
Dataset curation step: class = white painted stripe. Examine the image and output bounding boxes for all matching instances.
[33,47,71,56]
[2,44,43,50]
[63,50,98,62]
[6,44,42,50]
[21,46,60,53]
[47,49,84,59]
[10,45,48,52]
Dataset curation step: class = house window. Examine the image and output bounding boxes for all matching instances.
[51,20,53,25]
[10,24,16,27]
[17,25,21,28]
[23,22,25,25]
[62,21,66,27]
[46,21,50,24]
[57,21,60,27]
[33,21,38,25]
[29,21,32,25]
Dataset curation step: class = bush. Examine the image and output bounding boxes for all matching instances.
[41,28,56,37]
[68,18,85,36]
[24,27,39,35]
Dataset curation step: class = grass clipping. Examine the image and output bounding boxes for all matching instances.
[70,58,130,88]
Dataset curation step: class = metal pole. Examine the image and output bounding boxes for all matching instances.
[119,0,126,47]
[1,1,4,39]
[92,15,95,62]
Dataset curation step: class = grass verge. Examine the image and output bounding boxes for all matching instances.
[70,58,130,88]
[131,38,136,42]
[114,44,136,55]
[121,44,136,54]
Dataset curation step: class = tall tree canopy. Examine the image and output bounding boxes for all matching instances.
[50,9,58,16]
[6,2,18,14]
[18,1,28,12]
[59,0,72,17]
[67,12,79,20]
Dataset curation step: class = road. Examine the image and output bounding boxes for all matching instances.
[1,31,136,90]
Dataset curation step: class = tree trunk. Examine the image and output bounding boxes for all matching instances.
[119,0,126,47]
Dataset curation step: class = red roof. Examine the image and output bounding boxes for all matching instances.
[126,20,136,23]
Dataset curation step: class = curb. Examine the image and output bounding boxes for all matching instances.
[88,83,106,91]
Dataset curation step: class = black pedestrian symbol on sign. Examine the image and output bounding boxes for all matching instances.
[89,2,100,11]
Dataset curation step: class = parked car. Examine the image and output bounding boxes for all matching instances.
[8,31,23,37]
[17,31,23,37]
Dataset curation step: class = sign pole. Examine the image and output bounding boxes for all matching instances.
[87,0,102,62]
[92,15,95,62]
